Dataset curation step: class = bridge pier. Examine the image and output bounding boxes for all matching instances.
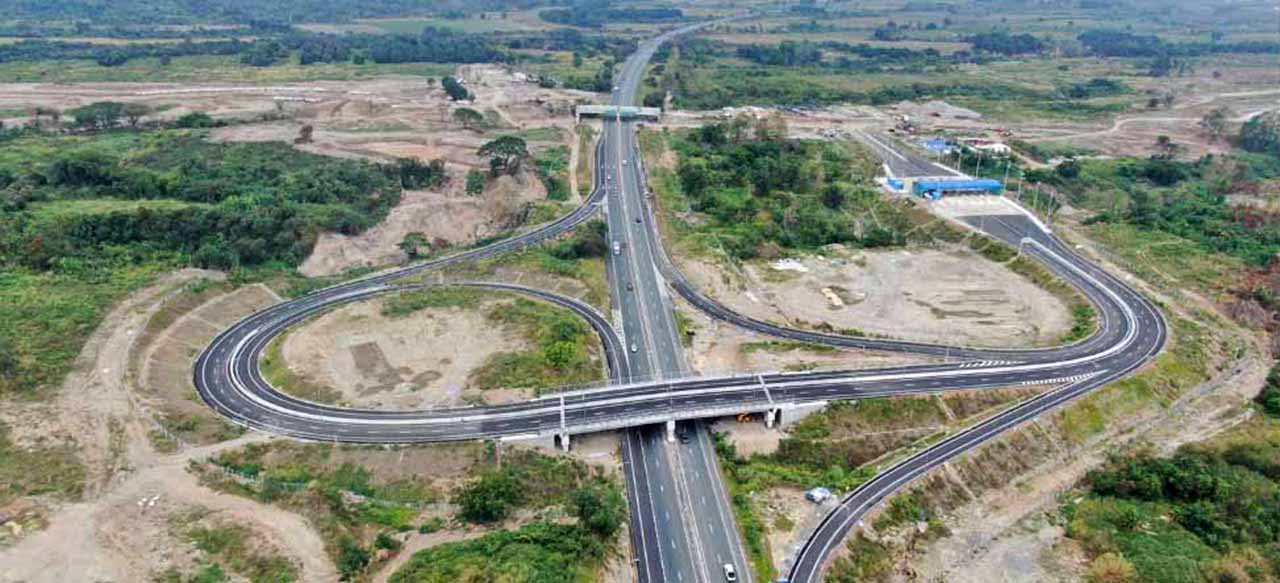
[556,433,571,452]
[766,408,778,429]
[665,419,676,443]
[776,402,828,429]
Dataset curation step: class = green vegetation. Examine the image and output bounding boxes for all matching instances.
[575,125,596,197]
[381,287,482,318]
[388,521,612,583]
[201,441,457,580]
[0,420,84,506]
[1240,110,1280,158]
[826,534,894,583]
[712,433,781,582]
[452,449,598,524]
[1033,154,1280,267]
[0,129,415,397]
[258,328,344,406]
[740,340,838,355]
[1058,317,1215,444]
[172,517,299,583]
[392,449,623,583]
[533,145,571,201]
[434,219,610,313]
[1066,415,1280,583]
[647,36,1139,121]
[478,134,529,177]
[1254,364,1280,418]
[659,116,938,260]
[470,296,602,394]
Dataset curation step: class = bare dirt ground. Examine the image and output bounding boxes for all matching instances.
[911,351,1267,583]
[0,435,334,583]
[281,295,531,409]
[891,219,1274,583]
[0,273,336,582]
[682,246,1071,349]
[655,60,1279,163]
[300,170,546,277]
[364,435,625,583]
[0,65,593,278]
[140,282,280,444]
[680,295,938,378]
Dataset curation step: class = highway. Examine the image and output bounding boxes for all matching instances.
[191,17,1168,583]
[604,24,752,583]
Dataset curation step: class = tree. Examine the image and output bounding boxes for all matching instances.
[454,470,524,523]
[477,135,528,176]
[337,537,370,580]
[571,483,625,538]
[173,111,216,129]
[68,101,125,130]
[452,107,483,130]
[391,157,446,189]
[572,51,584,68]
[1254,365,1280,417]
[465,168,487,195]
[398,232,430,259]
[1240,110,1280,158]
[1199,106,1231,142]
[821,183,846,209]
[294,124,314,145]
[1153,135,1181,160]
[121,103,150,128]
[441,76,471,101]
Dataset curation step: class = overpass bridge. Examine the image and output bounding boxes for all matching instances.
[575,104,662,122]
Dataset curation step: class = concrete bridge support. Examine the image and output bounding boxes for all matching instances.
[557,433,572,452]
[765,408,779,429]
[666,419,677,442]
[777,402,828,429]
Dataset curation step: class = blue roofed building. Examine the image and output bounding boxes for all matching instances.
[912,178,1003,200]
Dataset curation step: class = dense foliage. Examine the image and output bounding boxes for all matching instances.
[0,131,414,395]
[969,31,1044,55]
[1078,28,1280,58]
[0,27,507,69]
[1241,110,1280,158]
[1038,154,1280,266]
[1,0,554,25]
[388,521,611,583]
[667,116,925,259]
[540,4,683,28]
[1069,439,1280,582]
[0,132,406,271]
[1255,364,1280,418]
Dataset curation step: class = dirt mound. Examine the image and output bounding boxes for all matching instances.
[894,100,983,121]
[301,170,544,278]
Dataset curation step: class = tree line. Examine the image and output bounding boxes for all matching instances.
[538,3,683,28]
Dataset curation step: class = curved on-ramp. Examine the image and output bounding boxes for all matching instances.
[191,16,1167,582]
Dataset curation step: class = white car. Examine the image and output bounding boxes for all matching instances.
[612,241,622,255]
[723,564,737,582]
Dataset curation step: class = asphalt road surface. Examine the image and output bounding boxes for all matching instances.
[604,22,754,583]
[192,17,1167,583]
